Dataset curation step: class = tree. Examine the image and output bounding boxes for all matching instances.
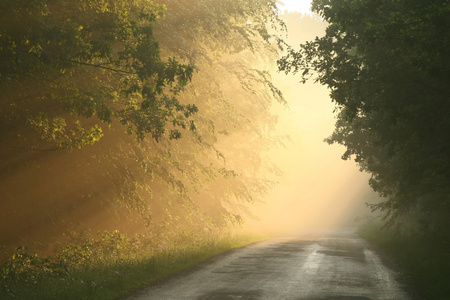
[0,0,197,149]
[141,0,287,228]
[278,0,450,233]
[0,0,288,249]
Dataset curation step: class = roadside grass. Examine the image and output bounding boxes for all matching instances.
[0,231,266,300]
[358,221,450,299]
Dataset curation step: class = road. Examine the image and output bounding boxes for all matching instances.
[128,228,416,300]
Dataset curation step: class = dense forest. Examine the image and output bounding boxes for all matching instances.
[0,0,286,257]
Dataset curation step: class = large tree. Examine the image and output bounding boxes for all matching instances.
[0,0,287,250]
[278,0,450,234]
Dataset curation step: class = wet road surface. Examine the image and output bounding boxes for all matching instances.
[128,228,415,300]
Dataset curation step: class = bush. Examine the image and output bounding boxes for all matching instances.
[358,221,450,299]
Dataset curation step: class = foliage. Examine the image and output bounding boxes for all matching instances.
[358,221,450,299]
[0,0,287,254]
[99,0,288,228]
[0,0,196,149]
[155,0,285,63]
[278,0,450,235]
[147,0,286,224]
[0,229,264,300]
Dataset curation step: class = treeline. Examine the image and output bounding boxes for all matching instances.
[0,0,286,256]
[279,0,449,297]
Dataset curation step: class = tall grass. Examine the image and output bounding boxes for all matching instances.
[0,230,265,300]
[358,221,450,299]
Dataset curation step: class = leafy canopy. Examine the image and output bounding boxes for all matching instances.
[0,0,197,149]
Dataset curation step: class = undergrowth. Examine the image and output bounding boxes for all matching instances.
[358,221,450,299]
[0,230,264,300]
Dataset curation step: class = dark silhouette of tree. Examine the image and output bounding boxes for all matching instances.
[278,0,450,237]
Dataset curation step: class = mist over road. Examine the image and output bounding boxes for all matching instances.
[129,228,415,300]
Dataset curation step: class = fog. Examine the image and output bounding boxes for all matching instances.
[246,81,374,235]
[244,11,376,235]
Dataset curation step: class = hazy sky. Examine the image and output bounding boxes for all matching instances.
[277,0,313,14]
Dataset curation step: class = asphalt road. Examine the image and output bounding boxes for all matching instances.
[128,228,415,300]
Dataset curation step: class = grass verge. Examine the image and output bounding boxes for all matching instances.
[358,221,450,299]
[0,232,266,300]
